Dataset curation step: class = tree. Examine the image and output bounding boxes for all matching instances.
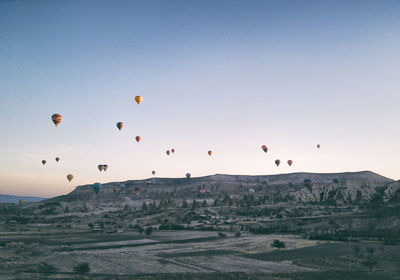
[141,202,148,212]
[137,225,144,234]
[201,200,208,207]
[145,227,153,236]
[73,262,90,274]
[351,244,361,257]
[271,239,285,252]
[181,199,188,209]
[191,200,199,210]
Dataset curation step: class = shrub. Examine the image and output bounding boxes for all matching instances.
[145,227,153,235]
[218,232,227,237]
[73,262,90,274]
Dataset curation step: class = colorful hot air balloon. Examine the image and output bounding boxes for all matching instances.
[55,157,60,162]
[116,122,124,131]
[317,144,321,149]
[134,96,143,105]
[135,136,141,143]
[67,174,74,182]
[275,159,281,167]
[93,182,102,194]
[171,148,175,154]
[152,170,156,175]
[186,173,191,179]
[98,165,104,172]
[287,160,293,167]
[208,151,212,156]
[51,114,63,127]
[261,145,268,153]
[134,187,141,196]
[103,165,108,171]
[42,160,47,165]
[166,150,170,156]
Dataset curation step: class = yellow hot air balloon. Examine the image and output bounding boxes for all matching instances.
[67,174,74,182]
[51,114,63,127]
[135,96,143,105]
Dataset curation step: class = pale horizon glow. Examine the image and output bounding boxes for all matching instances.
[1,0,399,197]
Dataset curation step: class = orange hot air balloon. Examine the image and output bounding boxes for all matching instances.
[287,160,293,167]
[208,151,212,156]
[171,148,175,154]
[317,144,321,149]
[67,174,74,182]
[134,187,141,196]
[135,136,141,143]
[42,160,47,165]
[103,165,108,171]
[116,122,124,131]
[55,157,60,162]
[261,145,268,153]
[166,150,170,156]
[134,96,143,105]
[275,159,281,167]
[51,114,63,127]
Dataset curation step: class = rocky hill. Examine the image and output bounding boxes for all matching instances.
[43,171,395,206]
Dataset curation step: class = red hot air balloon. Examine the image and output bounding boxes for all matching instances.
[171,148,175,154]
[135,136,141,143]
[261,145,268,153]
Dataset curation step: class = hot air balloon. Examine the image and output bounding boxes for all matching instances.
[275,159,281,167]
[103,165,108,171]
[42,160,47,165]
[98,165,104,172]
[67,174,74,182]
[186,173,191,179]
[166,150,170,156]
[317,144,321,149]
[171,148,175,154]
[208,151,212,156]
[135,136,141,143]
[51,114,63,127]
[55,157,60,162]
[152,170,156,175]
[134,187,141,196]
[261,145,268,153]
[287,160,293,167]
[134,96,143,105]
[93,182,102,194]
[116,122,124,131]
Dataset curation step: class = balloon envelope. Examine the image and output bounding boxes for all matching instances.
[93,182,102,194]
[42,160,46,165]
[317,144,321,149]
[208,151,212,156]
[51,114,63,127]
[275,159,281,167]
[152,170,156,175]
[135,96,143,104]
[55,157,60,162]
[166,150,170,156]
[98,165,104,172]
[135,136,141,143]
[186,173,191,179]
[103,165,108,171]
[67,174,74,182]
[261,145,268,153]
[287,160,293,167]
[134,187,141,196]
[116,122,124,130]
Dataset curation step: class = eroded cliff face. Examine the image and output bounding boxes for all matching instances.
[40,171,395,207]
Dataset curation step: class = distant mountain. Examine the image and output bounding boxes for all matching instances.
[44,171,393,205]
[0,194,46,204]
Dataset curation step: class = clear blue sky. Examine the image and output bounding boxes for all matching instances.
[1,0,399,197]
